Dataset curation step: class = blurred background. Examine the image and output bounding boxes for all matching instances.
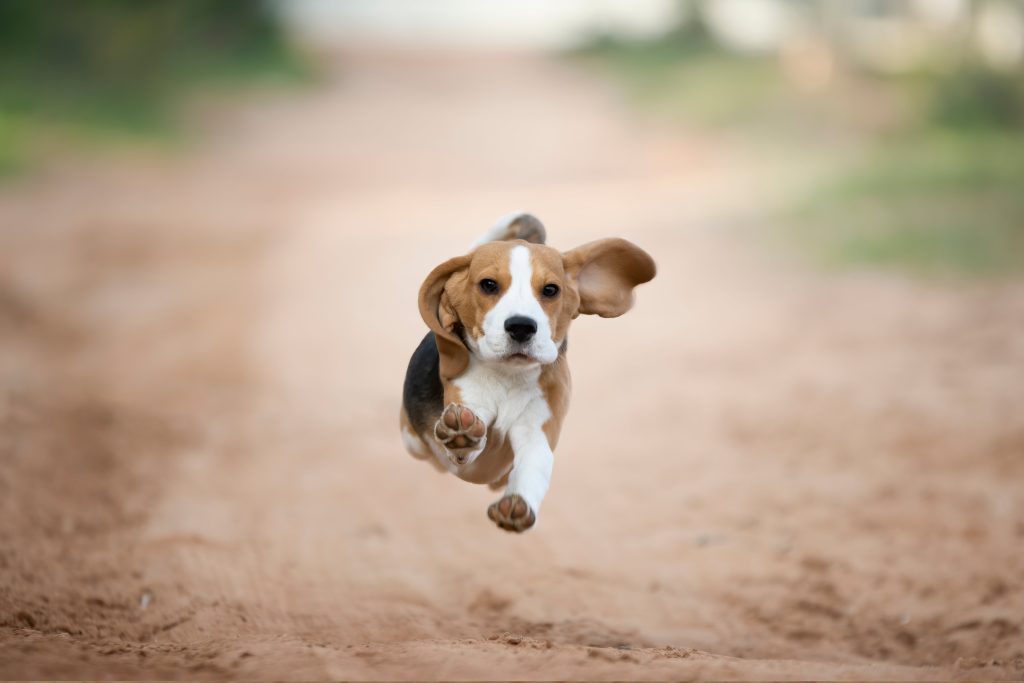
[3,0,1023,271]
[1,1,1022,679]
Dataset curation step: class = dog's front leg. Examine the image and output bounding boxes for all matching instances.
[488,420,553,533]
[433,402,488,466]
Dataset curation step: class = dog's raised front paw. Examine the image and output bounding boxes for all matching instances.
[487,494,536,533]
[434,403,486,463]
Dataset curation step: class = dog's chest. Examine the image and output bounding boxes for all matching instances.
[453,360,544,435]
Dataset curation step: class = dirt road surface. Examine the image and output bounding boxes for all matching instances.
[2,51,1023,680]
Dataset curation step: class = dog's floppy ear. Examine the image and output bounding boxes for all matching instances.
[418,254,471,379]
[562,238,656,318]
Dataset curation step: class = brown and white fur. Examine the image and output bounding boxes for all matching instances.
[399,213,656,532]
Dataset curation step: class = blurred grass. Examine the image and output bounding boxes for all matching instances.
[789,132,1024,276]
[573,25,791,130]
[573,29,1024,277]
[0,0,313,177]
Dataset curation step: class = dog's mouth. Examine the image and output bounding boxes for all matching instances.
[505,352,535,363]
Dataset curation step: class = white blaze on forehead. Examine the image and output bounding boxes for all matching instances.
[477,245,558,364]
[507,245,536,306]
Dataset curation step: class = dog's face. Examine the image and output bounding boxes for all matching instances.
[420,238,656,377]
[448,242,568,366]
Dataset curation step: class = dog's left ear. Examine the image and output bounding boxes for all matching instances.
[562,238,656,318]
[418,254,472,379]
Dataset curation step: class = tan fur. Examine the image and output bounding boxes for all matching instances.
[539,355,571,449]
[452,433,515,485]
[418,254,473,379]
[563,238,657,318]
[419,243,517,405]
[407,224,655,530]
[417,236,655,446]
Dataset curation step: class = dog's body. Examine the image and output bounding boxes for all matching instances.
[400,213,655,532]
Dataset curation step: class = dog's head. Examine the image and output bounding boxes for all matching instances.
[419,221,656,379]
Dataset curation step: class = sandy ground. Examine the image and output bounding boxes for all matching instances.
[1,51,1023,680]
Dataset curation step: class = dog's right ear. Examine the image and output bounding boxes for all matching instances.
[418,254,471,379]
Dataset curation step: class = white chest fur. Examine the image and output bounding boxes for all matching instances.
[456,357,556,515]
[432,356,555,501]
[453,356,550,435]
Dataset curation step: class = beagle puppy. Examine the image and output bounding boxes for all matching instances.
[400,213,656,532]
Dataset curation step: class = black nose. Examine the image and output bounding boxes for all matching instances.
[504,316,537,343]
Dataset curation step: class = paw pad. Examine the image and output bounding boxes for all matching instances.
[487,494,536,533]
[434,403,486,453]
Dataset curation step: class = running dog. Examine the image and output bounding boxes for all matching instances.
[400,212,656,532]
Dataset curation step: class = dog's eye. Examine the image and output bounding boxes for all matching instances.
[541,284,560,298]
[479,278,499,294]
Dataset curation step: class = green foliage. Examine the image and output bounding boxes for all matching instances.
[927,65,1024,130]
[573,13,718,65]
[790,133,1024,276]
[791,68,1024,276]
[0,114,28,177]
[0,0,310,175]
[0,0,298,86]
[572,14,1024,277]
[570,24,892,139]
[570,19,791,129]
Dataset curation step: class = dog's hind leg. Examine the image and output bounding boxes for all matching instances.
[399,407,441,465]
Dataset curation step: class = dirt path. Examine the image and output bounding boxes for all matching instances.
[1,51,1023,680]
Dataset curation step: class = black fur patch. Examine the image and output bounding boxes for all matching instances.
[403,332,443,435]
